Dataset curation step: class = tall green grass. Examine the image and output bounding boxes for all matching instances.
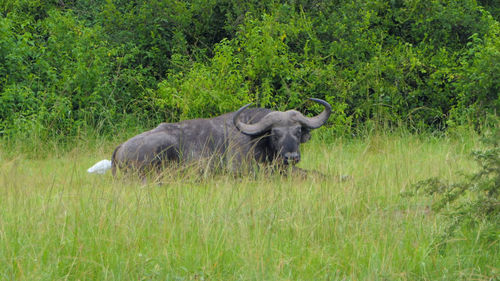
[0,134,497,280]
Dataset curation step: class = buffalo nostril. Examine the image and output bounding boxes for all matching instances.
[284,152,300,164]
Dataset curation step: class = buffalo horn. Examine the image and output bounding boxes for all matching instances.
[295,98,332,129]
[233,98,332,135]
[233,103,280,135]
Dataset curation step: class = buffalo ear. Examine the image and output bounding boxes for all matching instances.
[300,128,311,143]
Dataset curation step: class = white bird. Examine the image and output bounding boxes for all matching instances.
[87,159,112,174]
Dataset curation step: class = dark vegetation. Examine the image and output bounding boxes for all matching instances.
[1,0,498,143]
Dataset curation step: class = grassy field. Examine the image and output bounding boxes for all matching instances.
[0,133,498,280]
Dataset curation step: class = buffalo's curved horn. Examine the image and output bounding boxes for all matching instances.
[295,98,332,129]
[233,98,332,135]
[233,103,280,136]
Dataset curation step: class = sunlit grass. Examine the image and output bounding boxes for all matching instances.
[0,133,497,280]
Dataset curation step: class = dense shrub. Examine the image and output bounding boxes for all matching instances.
[0,0,498,141]
[450,26,500,128]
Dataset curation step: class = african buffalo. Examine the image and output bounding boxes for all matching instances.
[87,98,331,177]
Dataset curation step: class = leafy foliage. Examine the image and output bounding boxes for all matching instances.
[450,26,500,128]
[0,0,499,141]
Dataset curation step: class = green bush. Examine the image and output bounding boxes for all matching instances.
[0,0,498,142]
[450,27,500,128]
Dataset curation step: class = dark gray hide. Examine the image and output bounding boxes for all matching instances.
[111,98,331,175]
